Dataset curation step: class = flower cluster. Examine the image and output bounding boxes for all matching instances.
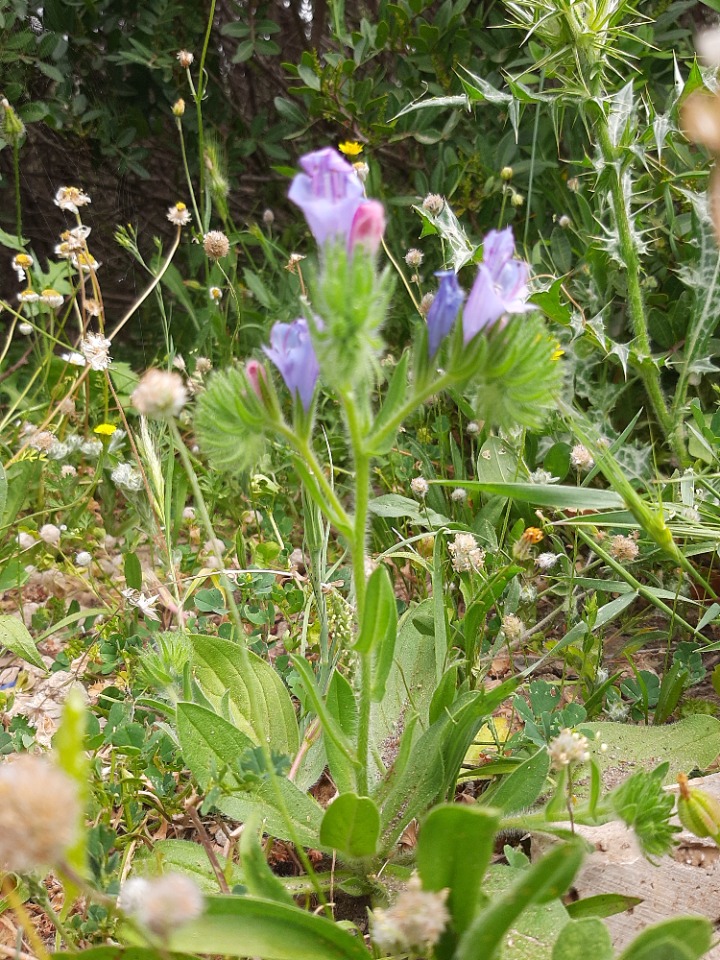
[425,226,533,358]
[448,532,485,573]
[118,873,204,937]
[548,729,591,770]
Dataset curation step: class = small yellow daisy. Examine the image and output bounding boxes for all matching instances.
[94,423,117,436]
[338,140,363,157]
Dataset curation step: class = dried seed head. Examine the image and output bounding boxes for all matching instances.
[609,534,639,563]
[548,729,590,770]
[202,230,230,260]
[370,875,449,953]
[422,193,444,216]
[448,532,485,573]
[176,50,194,68]
[119,873,204,936]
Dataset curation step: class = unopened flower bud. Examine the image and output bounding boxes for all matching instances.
[510,191,525,207]
[262,208,275,225]
[172,98,185,117]
[348,200,385,255]
[245,359,266,399]
[677,773,720,844]
[2,99,25,145]
[500,166,514,181]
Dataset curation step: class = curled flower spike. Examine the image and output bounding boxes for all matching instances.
[463,227,533,343]
[263,318,319,411]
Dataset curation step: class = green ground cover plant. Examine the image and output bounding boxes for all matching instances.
[3,1,720,958]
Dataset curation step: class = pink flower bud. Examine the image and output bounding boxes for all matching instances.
[348,200,385,256]
[245,359,266,398]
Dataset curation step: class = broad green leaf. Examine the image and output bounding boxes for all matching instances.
[192,635,299,754]
[456,841,585,960]
[134,838,245,892]
[319,794,380,857]
[290,655,356,769]
[552,919,613,960]
[377,692,485,851]
[476,437,521,484]
[123,552,143,591]
[241,818,295,905]
[0,614,46,670]
[369,493,451,526]
[176,702,255,789]
[165,895,372,960]
[617,917,713,960]
[565,893,642,920]
[2,460,42,534]
[478,748,550,815]
[417,805,500,945]
[218,777,324,848]
[55,951,182,960]
[369,600,441,778]
[432,480,624,511]
[484,864,571,959]
[579,716,720,792]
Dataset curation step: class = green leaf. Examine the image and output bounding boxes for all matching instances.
[456,841,586,960]
[218,777,323,848]
[134,839,244,892]
[617,917,713,960]
[165,895,372,960]
[370,352,410,455]
[432,481,624,510]
[0,614,46,670]
[324,670,358,794]
[478,748,550,815]
[55,689,89,908]
[192,635,299,754]
[319,793,380,857]
[290,655,356,769]
[2,460,42,533]
[417,805,500,943]
[123,552,143,592]
[177,702,255,789]
[565,893,642,920]
[355,565,396,655]
[552,919,613,960]
[241,818,295,905]
[579,716,720,792]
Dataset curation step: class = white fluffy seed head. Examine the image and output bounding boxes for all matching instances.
[119,873,204,936]
[370,874,449,953]
[0,755,80,873]
[548,729,590,770]
[131,369,187,419]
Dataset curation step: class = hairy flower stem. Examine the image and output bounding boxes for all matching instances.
[344,395,372,796]
[169,424,331,913]
[594,122,685,464]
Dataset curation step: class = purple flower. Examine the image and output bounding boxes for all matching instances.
[263,318,319,410]
[288,148,365,247]
[462,227,533,344]
[426,271,465,358]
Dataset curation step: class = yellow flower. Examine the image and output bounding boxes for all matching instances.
[521,526,544,545]
[94,423,117,436]
[552,344,565,361]
[339,140,363,157]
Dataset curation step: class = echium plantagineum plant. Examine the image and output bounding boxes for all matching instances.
[195,144,561,795]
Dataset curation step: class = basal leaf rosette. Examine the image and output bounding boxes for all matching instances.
[194,365,269,474]
[465,313,563,431]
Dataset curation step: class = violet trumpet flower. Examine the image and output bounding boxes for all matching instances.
[288,148,365,248]
[462,227,533,344]
[263,318,319,411]
[426,271,465,358]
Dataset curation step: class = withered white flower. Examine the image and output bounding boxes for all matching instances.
[81,332,112,370]
[121,588,160,621]
[54,186,91,213]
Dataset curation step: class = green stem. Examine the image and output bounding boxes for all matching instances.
[169,424,330,912]
[194,0,217,228]
[371,371,454,454]
[176,118,202,229]
[594,120,684,463]
[13,140,22,244]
